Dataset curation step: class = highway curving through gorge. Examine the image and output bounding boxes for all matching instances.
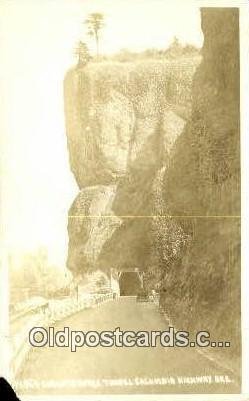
[16,296,239,395]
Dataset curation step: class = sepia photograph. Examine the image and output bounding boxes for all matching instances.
[0,0,247,399]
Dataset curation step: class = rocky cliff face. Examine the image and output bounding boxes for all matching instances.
[64,7,240,368]
[64,60,197,273]
[158,8,240,366]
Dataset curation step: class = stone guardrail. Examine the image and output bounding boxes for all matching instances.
[10,292,115,378]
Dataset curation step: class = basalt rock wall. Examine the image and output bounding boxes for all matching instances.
[64,60,197,274]
[159,8,240,364]
[64,7,240,368]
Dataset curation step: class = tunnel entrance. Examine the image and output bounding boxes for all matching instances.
[119,271,143,296]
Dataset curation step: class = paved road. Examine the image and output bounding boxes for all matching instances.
[16,296,240,394]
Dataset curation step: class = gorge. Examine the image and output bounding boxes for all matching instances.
[64,8,240,371]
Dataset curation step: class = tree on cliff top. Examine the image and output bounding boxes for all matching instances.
[85,12,105,57]
[165,36,200,58]
[75,41,90,67]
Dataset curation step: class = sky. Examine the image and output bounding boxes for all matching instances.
[0,0,203,268]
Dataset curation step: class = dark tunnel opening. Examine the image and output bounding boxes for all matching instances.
[119,271,142,296]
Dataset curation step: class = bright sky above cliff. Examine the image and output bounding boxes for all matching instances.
[0,0,203,267]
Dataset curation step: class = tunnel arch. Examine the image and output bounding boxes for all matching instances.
[119,271,143,296]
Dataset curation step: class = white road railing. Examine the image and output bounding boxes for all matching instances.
[10,292,115,378]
